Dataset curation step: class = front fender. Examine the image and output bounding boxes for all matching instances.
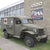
[23,31,35,35]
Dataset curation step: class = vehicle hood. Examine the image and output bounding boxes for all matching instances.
[23,24,44,29]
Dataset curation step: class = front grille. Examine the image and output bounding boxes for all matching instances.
[37,29,44,36]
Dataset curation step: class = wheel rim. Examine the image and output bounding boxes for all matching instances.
[25,39,31,46]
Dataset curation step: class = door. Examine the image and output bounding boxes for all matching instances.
[14,18,22,36]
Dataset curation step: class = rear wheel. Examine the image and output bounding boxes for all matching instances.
[4,31,9,39]
[24,36,34,47]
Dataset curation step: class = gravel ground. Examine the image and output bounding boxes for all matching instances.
[0,37,29,50]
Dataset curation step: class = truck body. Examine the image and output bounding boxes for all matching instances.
[1,15,47,47]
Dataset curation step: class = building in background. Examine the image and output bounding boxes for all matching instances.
[0,0,24,18]
[24,0,50,39]
[0,0,50,39]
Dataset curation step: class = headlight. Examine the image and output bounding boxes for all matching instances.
[33,29,37,32]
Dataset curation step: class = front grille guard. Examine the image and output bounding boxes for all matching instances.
[37,29,45,36]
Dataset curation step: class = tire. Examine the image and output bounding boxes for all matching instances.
[40,38,47,43]
[24,36,34,47]
[4,31,9,39]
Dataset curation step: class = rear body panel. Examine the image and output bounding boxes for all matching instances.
[1,17,14,35]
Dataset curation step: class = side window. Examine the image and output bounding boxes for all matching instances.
[16,18,21,24]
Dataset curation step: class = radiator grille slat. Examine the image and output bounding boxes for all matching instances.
[38,29,44,36]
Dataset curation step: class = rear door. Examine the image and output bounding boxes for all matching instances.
[14,18,22,36]
[6,18,14,34]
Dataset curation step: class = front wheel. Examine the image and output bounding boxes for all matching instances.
[24,36,34,47]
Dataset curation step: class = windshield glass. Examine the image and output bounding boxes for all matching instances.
[22,19,34,24]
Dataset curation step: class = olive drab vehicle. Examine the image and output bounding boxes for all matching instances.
[1,15,47,47]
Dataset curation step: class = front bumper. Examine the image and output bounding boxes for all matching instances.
[36,35,47,41]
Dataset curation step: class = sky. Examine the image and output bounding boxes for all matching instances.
[0,0,21,9]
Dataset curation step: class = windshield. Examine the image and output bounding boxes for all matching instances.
[22,19,34,24]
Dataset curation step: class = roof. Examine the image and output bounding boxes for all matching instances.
[0,0,24,11]
[1,15,31,19]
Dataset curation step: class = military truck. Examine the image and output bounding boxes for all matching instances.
[1,15,47,47]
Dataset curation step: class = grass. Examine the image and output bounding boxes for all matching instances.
[0,48,1,50]
[0,29,50,50]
